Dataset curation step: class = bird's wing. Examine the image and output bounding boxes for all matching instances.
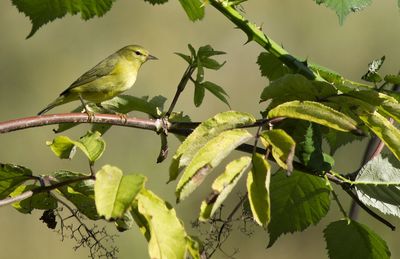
[60,53,119,96]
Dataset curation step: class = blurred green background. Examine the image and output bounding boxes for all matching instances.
[1,1,399,258]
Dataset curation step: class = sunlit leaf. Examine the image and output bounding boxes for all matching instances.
[176,129,252,202]
[0,163,33,199]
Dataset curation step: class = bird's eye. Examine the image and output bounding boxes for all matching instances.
[134,51,142,56]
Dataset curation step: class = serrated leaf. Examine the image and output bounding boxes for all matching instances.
[260,129,295,172]
[169,111,256,182]
[313,0,373,25]
[53,170,99,220]
[47,131,105,163]
[268,170,330,247]
[95,165,145,220]
[132,188,201,259]
[358,110,400,160]
[354,155,400,217]
[200,156,251,221]
[176,129,253,202]
[12,0,115,38]
[260,74,337,109]
[194,82,205,107]
[324,219,390,259]
[257,52,291,81]
[10,185,58,214]
[268,100,359,133]
[0,163,33,199]
[201,81,230,108]
[247,154,271,227]
[178,0,204,21]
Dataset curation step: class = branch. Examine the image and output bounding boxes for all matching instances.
[0,175,93,207]
[209,0,321,81]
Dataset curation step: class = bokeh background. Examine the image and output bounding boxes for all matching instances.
[1,1,400,258]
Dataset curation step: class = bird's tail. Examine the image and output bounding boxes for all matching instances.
[37,95,69,115]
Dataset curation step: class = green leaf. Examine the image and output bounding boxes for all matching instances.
[201,81,230,108]
[260,129,295,172]
[358,110,400,160]
[194,82,205,107]
[257,52,291,81]
[297,123,334,172]
[260,74,337,109]
[199,156,251,221]
[169,111,256,182]
[324,219,390,259]
[53,170,99,220]
[197,45,226,58]
[268,170,330,247]
[247,154,271,227]
[12,0,116,38]
[144,0,168,5]
[11,185,58,214]
[268,100,359,133]
[309,63,345,85]
[313,0,373,25]
[176,129,253,202]
[324,128,363,155]
[354,155,400,217]
[175,52,192,64]
[47,131,105,163]
[384,74,400,85]
[95,165,145,220]
[132,188,201,259]
[178,0,205,21]
[0,163,33,199]
[115,211,135,232]
[362,56,385,83]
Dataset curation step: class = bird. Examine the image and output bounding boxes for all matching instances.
[37,45,157,115]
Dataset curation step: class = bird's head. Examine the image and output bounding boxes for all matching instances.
[120,45,158,64]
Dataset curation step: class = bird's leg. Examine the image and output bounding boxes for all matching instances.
[79,95,95,122]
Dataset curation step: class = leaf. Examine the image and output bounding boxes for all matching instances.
[313,0,373,25]
[144,0,168,4]
[257,52,291,81]
[47,131,105,163]
[324,220,390,259]
[354,155,400,217]
[268,100,359,133]
[11,185,58,214]
[260,74,337,109]
[194,82,205,107]
[169,111,256,182]
[132,188,201,259]
[95,165,145,220]
[267,170,330,247]
[324,128,363,155]
[260,129,295,172]
[362,56,385,83]
[12,0,116,38]
[357,110,400,160]
[115,211,135,232]
[53,170,99,220]
[247,154,271,227]
[199,156,251,221]
[178,0,205,21]
[176,129,253,202]
[201,81,230,108]
[0,163,33,199]
[384,74,400,85]
[175,52,192,64]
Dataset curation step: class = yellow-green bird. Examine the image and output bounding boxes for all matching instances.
[38,45,157,115]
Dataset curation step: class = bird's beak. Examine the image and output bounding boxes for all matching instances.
[147,54,158,61]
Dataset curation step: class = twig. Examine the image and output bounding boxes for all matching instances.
[0,175,93,207]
